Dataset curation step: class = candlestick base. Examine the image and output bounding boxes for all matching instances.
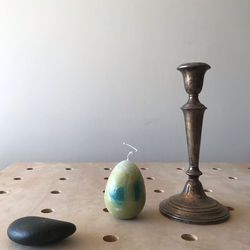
[159,180,230,224]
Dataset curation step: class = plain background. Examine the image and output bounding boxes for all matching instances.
[0,0,249,169]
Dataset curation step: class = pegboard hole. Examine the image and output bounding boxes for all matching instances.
[50,190,61,194]
[204,189,213,193]
[181,234,198,241]
[146,177,155,180]
[103,208,109,212]
[104,177,109,180]
[103,235,119,242]
[13,177,22,180]
[140,167,149,170]
[154,189,164,193]
[65,168,72,170]
[0,190,7,194]
[59,177,68,180]
[104,168,112,170]
[26,168,33,170]
[227,206,234,211]
[177,167,184,171]
[212,167,221,170]
[102,190,105,193]
[41,208,54,213]
[228,176,238,180]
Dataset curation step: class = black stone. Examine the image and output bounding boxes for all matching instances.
[7,216,76,246]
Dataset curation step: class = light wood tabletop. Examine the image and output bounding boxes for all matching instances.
[0,162,249,250]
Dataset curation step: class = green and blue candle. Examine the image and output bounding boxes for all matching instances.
[104,144,146,219]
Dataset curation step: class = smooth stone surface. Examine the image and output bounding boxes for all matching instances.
[104,160,146,219]
[7,216,76,246]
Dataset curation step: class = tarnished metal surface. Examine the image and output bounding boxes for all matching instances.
[159,62,230,224]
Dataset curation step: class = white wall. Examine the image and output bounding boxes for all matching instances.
[0,0,249,169]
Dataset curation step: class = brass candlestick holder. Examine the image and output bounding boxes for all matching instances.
[159,62,230,224]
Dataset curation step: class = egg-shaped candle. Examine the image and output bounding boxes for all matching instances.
[104,144,146,219]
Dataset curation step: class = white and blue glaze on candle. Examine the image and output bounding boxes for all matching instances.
[104,160,146,219]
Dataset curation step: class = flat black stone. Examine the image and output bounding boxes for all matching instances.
[7,216,76,246]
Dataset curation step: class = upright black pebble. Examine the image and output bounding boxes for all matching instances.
[7,216,76,246]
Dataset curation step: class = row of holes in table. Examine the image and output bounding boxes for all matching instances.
[4,165,243,183]
[1,165,241,243]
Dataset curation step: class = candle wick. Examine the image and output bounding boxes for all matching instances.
[126,151,133,161]
[123,142,138,161]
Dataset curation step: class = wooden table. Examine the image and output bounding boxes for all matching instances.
[0,162,249,250]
